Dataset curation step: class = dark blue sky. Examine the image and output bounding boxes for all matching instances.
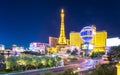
[0,0,120,48]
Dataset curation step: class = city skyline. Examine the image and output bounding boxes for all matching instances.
[0,0,120,48]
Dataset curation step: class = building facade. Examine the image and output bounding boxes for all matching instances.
[29,42,50,54]
[70,32,83,48]
[70,31,107,53]
[49,36,58,47]
[49,36,70,47]
[0,44,5,50]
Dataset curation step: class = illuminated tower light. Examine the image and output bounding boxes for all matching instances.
[58,9,67,44]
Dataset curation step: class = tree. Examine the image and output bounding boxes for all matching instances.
[63,68,78,75]
[44,71,54,75]
[6,56,22,71]
[108,45,120,64]
[71,48,78,55]
[0,55,5,71]
[87,64,116,75]
[5,56,61,72]
[108,45,120,63]
[66,49,71,54]
[32,56,41,69]
[90,52,105,58]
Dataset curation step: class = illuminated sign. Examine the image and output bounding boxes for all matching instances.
[88,44,94,50]
[81,44,88,50]
[81,44,94,50]
[106,37,120,46]
[80,26,96,43]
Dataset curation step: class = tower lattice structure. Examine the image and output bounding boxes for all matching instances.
[58,9,67,45]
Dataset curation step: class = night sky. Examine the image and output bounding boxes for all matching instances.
[0,0,120,48]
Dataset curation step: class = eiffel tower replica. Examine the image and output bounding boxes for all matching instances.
[56,9,67,50]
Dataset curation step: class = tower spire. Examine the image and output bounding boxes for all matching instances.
[58,9,67,44]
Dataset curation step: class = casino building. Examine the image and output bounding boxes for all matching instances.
[70,28,107,54]
[49,9,107,54]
